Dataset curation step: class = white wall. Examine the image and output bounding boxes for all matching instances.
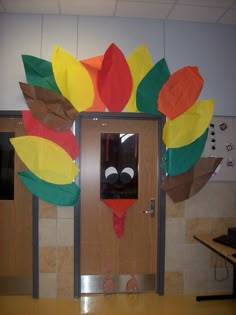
[165,21,236,117]
[0,13,236,115]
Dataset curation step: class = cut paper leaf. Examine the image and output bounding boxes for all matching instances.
[97,43,133,112]
[161,157,223,202]
[164,128,209,176]
[81,55,106,112]
[21,55,61,94]
[22,110,79,160]
[102,199,136,218]
[18,170,80,206]
[19,82,78,130]
[10,136,79,184]
[136,58,170,115]
[163,99,214,148]
[52,45,94,112]
[158,66,204,119]
[125,44,153,113]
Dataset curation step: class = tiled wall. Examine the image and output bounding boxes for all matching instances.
[165,181,236,295]
[39,200,74,298]
[38,182,236,297]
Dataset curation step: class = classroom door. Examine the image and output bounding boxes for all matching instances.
[0,116,32,295]
[80,117,159,293]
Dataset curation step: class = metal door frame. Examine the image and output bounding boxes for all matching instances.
[0,110,39,298]
[74,112,166,297]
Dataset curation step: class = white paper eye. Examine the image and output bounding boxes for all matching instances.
[120,167,134,184]
[105,166,119,184]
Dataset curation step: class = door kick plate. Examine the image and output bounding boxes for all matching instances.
[81,274,155,294]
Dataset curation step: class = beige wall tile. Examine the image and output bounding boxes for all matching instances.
[183,244,210,269]
[57,206,74,219]
[166,218,185,244]
[57,247,73,273]
[185,218,211,243]
[184,269,208,294]
[185,182,236,218]
[164,272,183,295]
[207,267,233,293]
[166,196,185,218]
[211,217,236,235]
[39,247,57,273]
[57,219,73,246]
[165,218,185,271]
[57,272,73,298]
[39,199,57,219]
[39,219,57,246]
[165,244,185,271]
[39,273,57,298]
[209,251,230,268]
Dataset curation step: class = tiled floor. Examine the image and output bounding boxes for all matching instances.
[1,293,236,315]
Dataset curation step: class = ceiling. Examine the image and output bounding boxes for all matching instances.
[0,0,236,25]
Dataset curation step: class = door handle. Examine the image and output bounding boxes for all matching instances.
[143,198,155,218]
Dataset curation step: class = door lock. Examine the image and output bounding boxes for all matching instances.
[143,198,155,217]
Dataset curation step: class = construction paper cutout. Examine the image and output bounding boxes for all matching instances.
[10,136,79,184]
[102,199,136,237]
[136,58,170,115]
[19,82,78,130]
[52,45,94,112]
[120,167,134,184]
[22,110,79,160]
[125,44,153,112]
[81,55,104,70]
[21,55,61,94]
[113,214,126,238]
[163,99,214,148]
[105,166,119,184]
[18,170,80,206]
[101,133,139,199]
[158,66,204,119]
[97,43,133,112]
[103,274,115,293]
[161,157,223,202]
[126,275,139,292]
[164,128,209,176]
[102,199,136,218]
[81,55,106,112]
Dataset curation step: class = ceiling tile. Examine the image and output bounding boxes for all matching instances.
[60,0,116,16]
[168,5,226,23]
[1,0,60,14]
[116,2,173,19]
[177,0,235,8]
[119,0,176,2]
[219,8,236,24]
[0,2,5,12]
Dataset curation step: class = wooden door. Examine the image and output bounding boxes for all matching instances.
[0,116,32,295]
[80,118,159,293]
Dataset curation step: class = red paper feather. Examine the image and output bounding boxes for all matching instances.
[97,43,133,112]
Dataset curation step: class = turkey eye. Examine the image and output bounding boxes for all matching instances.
[105,167,119,184]
[120,167,134,184]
